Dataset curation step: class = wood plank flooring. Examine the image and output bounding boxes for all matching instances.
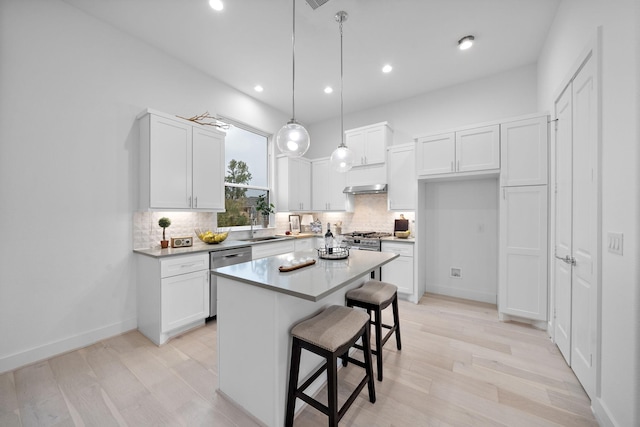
[0,294,598,426]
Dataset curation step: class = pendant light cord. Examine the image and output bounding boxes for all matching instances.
[339,15,344,147]
[291,0,297,122]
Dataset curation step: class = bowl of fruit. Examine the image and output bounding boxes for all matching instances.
[395,230,411,239]
[196,229,228,244]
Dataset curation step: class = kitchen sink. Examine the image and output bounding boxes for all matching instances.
[242,236,286,242]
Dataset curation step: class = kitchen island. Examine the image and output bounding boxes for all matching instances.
[212,249,397,427]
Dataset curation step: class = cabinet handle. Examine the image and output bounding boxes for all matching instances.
[188,196,192,207]
[503,188,506,199]
[457,160,460,171]
[195,196,198,208]
[450,161,454,172]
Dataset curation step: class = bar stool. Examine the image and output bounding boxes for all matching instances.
[285,305,376,427]
[345,280,402,381]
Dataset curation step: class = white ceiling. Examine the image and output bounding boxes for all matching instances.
[61,0,560,125]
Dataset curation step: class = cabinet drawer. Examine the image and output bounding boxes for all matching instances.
[381,242,414,257]
[161,253,209,278]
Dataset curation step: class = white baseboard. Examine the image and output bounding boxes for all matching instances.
[0,317,137,374]
[592,397,619,427]
[426,285,497,304]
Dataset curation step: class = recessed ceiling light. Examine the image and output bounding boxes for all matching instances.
[324,86,333,94]
[458,35,475,50]
[254,85,263,92]
[209,0,224,11]
[382,64,393,73]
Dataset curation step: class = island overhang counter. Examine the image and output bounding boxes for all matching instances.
[212,249,398,427]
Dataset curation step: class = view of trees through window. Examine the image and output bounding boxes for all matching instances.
[217,124,270,227]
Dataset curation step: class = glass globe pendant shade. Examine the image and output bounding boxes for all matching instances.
[330,144,354,172]
[276,120,310,157]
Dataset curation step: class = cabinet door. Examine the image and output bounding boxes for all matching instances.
[327,166,347,211]
[192,127,225,210]
[416,133,455,176]
[294,159,311,211]
[500,116,548,186]
[161,270,209,332]
[345,130,366,166]
[498,185,548,320]
[311,159,329,211]
[363,126,387,165]
[381,256,414,295]
[149,116,192,209]
[252,240,295,260]
[387,144,416,210]
[455,125,500,172]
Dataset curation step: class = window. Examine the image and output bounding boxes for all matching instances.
[217,121,271,228]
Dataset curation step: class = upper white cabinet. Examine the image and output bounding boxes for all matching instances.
[500,116,548,186]
[311,158,352,212]
[416,125,500,178]
[387,143,416,211]
[138,109,225,211]
[276,155,311,212]
[345,122,392,167]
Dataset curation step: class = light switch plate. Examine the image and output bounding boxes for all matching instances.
[607,232,623,255]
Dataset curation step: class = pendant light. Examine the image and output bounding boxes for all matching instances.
[276,0,310,157]
[330,11,354,173]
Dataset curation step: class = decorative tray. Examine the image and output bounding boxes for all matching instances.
[317,247,349,260]
[279,259,316,272]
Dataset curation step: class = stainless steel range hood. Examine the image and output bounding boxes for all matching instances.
[342,184,387,195]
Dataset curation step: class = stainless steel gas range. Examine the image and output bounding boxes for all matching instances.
[340,231,392,280]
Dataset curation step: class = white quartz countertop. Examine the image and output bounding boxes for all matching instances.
[133,240,256,258]
[212,249,398,301]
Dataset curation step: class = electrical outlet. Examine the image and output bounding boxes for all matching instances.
[607,232,623,255]
[450,267,462,278]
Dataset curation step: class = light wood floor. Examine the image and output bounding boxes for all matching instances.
[0,294,598,426]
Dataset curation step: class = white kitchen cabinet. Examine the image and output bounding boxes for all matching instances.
[387,143,416,210]
[416,125,499,178]
[276,155,311,212]
[311,158,352,211]
[345,122,392,167]
[498,185,548,321]
[138,109,225,211]
[294,237,315,252]
[500,116,548,186]
[381,241,414,296]
[252,240,295,260]
[137,253,210,345]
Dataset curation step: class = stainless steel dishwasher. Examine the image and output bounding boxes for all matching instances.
[209,246,252,318]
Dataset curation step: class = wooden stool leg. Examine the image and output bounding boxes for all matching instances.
[327,354,339,427]
[285,339,302,427]
[374,307,383,381]
[392,294,402,350]
[361,324,377,403]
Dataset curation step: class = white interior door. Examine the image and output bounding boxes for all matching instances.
[569,54,598,399]
[554,85,573,364]
[553,53,598,401]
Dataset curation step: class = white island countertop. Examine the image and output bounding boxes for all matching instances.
[212,249,398,302]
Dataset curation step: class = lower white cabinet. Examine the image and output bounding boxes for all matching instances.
[252,240,295,260]
[137,253,210,345]
[498,185,548,321]
[294,237,314,252]
[380,241,414,295]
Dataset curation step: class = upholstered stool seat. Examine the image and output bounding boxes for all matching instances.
[345,280,402,381]
[285,305,376,427]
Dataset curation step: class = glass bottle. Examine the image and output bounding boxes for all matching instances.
[324,223,334,254]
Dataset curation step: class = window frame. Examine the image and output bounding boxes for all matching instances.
[216,116,275,231]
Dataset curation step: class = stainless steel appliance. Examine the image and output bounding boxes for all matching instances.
[209,246,252,318]
[341,231,392,280]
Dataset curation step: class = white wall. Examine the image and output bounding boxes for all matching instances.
[306,64,539,158]
[423,179,499,304]
[537,1,639,426]
[0,0,288,373]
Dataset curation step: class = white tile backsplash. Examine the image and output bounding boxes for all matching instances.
[133,211,216,249]
[275,194,414,235]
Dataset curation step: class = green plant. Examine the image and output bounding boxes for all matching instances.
[255,194,275,217]
[158,217,171,240]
